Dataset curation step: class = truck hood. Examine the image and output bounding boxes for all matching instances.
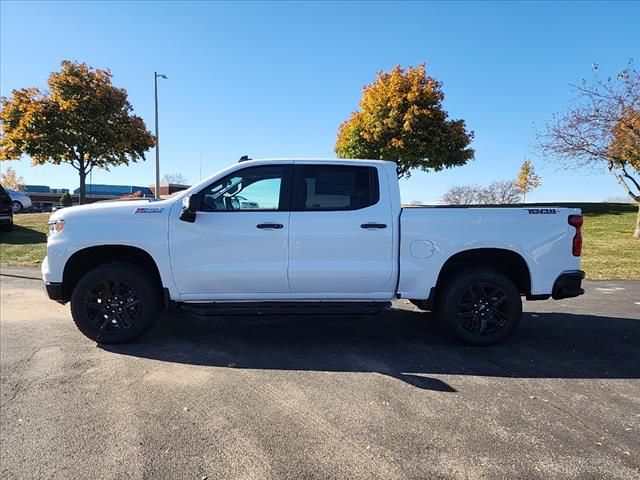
[49,198,176,222]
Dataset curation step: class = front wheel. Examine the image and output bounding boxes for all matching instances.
[437,268,522,346]
[11,201,22,213]
[70,263,161,344]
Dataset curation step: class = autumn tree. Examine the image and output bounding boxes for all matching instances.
[515,159,541,202]
[162,172,188,184]
[441,185,481,205]
[121,190,144,199]
[0,166,24,190]
[335,64,474,178]
[478,180,521,204]
[537,62,640,238]
[0,60,155,204]
[441,180,520,205]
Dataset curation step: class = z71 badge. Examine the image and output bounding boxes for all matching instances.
[134,207,165,214]
[527,208,557,214]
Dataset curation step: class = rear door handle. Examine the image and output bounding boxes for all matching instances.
[360,223,387,229]
[256,223,284,229]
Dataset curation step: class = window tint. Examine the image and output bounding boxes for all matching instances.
[201,165,287,211]
[294,165,379,211]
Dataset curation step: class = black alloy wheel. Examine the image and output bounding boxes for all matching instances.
[71,263,161,343]
[456,282,511,336]
[85,279,141,332]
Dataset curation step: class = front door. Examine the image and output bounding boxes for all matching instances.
[169,163,293,300]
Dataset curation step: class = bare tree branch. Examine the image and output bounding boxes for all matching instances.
[536,61,640,237]
[621,166,640,192]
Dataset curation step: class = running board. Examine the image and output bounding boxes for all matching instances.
[179,301,392,317]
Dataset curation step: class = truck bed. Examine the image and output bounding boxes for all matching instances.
[397,206,581,299]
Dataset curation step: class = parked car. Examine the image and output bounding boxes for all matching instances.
[0,184,14,231]
[42,158,584,346]
[6,188,32,213]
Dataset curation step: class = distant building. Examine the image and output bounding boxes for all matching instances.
[24,185,69,194]
[25,184,153,210]
[24,185,74,210]
[149,183,190,197]
[75,184,154,198]
[23,183,191,210]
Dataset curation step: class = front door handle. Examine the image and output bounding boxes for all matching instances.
[361,223,387,229]
[256,223,284,229]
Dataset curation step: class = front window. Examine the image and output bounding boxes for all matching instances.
[200,165,287,211]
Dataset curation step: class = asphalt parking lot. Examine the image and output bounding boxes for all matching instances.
[1,267,639,479]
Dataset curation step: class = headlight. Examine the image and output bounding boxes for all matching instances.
[48,219,65,235]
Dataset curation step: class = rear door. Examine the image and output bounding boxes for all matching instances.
[287,163,395,297]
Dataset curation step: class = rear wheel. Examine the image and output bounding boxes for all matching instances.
[11,201,22,213]
[70,263,161,344]
[437,268,522,346]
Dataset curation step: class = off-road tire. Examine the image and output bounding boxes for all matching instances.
[436,268,522,346]
[70,262,161,344]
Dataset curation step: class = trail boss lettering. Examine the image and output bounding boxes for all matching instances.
[527,208,558,214]
[42,158,585,346]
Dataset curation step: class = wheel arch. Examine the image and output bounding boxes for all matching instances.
[433,247,532,301]
[62,245,163,302]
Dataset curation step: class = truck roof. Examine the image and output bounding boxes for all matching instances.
[239,157,397,167]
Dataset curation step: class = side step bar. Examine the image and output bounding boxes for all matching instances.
[179,301,392,317]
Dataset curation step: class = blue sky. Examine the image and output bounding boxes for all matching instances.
[1,1,639,203]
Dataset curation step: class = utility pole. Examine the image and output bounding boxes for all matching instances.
[154,72,167,199]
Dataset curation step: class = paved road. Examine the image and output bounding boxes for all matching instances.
[1,267,639,479]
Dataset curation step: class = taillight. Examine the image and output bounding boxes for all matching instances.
[568,214,583,257]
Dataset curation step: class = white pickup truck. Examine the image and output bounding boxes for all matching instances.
[42,158,585,345]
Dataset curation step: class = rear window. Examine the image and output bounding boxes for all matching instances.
[293,165,379,211]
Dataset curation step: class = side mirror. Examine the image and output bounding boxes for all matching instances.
[180,194,202,223]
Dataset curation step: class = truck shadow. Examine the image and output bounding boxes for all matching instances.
[0,224,47,245]
[103,308,640,391]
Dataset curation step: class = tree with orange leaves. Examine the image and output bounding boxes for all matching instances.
[0,61,155,204]
[335,64,474,178]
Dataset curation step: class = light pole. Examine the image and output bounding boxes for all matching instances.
[154,71,167,199]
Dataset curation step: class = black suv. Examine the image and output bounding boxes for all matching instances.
[0,184,14,232]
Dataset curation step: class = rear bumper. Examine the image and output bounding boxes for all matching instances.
[552,270,585,300]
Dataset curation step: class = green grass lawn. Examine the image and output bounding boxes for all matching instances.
[1,205,638,279]
[0,213,49,266]
[578,203,640,280]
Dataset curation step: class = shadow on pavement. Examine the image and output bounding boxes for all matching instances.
[103,308,640,391]
[0,224,47,245]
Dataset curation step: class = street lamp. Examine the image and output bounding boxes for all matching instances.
[154,72,167,199]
